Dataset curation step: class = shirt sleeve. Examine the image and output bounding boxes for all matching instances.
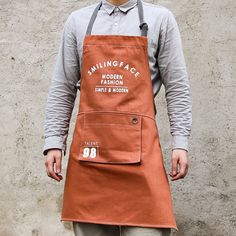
[43,13,80,156]
[157,9,192,152]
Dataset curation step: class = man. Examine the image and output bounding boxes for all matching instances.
[43,0,192,235]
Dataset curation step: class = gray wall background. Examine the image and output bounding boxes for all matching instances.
[0,0,235,235]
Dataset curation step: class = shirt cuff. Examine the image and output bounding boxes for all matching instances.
[43,136,66,156]
[171,135,189,152]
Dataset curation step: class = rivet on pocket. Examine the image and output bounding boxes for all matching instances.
[132,117,139,124]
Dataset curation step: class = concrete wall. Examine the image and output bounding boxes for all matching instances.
[0,0,235,235]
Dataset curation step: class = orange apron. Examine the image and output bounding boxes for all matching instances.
[61,0,178,231]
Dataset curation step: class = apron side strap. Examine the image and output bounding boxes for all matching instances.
[86,1,102,35]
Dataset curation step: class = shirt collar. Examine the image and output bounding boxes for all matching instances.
[101,0,137,15]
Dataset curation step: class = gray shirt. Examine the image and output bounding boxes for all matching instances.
[43,0,192,156]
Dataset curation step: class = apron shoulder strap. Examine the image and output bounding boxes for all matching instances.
[137,0,148,36]
[86,1,102,36]
[86,0,148,36]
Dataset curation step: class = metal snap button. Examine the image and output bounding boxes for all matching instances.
[132,117,138,124]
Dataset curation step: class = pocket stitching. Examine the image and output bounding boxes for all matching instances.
[78,112,142,164]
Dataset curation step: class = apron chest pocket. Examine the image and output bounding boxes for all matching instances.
[78,112,142,164]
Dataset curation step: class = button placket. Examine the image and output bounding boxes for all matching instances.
[112,7,120,33]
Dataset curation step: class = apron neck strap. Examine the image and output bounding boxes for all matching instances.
[86,0,148,36]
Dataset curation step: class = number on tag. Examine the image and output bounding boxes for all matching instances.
[82,147,97,158]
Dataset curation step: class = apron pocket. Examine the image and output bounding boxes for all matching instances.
[78,112,142,164]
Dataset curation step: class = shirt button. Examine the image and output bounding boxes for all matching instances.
[114,22,118,26]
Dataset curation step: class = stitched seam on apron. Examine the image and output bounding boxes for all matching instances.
[84,44,146,48]
[78,110,155,121]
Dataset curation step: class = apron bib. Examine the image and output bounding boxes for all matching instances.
[61,0,178,230]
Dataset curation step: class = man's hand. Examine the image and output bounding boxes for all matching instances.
[169,149,189,181]
[44,149,63,182]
